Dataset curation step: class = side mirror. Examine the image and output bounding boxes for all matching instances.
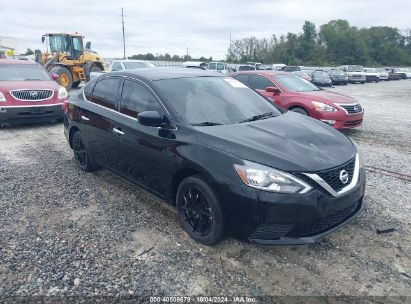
[138,111,162,127]
[51,74,60,81]
[85,41,91,49]
[265,86,280,94]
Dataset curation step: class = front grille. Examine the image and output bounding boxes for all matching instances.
[11,90,53,101]
[249,223,293,240]
[316,157,356,192]
[339,103,363,114]
[299,202,359,237]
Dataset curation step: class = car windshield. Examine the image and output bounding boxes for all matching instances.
[273,75,320,92]
[157,76,281,125]
[376,68,386,72]
[0,64,51,81]
[123,61,155,69]
[366,68,376,72]
[314,71,328,77]
[347,65,364,72]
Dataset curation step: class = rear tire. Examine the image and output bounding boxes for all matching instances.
[49,66,73,91]
[176,175,225,245]
[72,131,97,172]
[290,107,309,116]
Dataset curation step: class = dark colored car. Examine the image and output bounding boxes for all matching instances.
[0,59,67,125]
[64,69,365,245]
[231,71,364,129]
[385,68,401,81]
[328,69,348,85]
[282,66,301,72]
[311,70,333,87]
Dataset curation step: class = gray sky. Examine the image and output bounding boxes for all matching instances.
[1,0,410,60]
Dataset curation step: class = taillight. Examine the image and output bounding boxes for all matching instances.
[62,99,69,112]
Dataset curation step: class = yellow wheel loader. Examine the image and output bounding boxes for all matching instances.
[35,33,105,90]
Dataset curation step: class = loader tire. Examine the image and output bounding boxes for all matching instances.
[49,66,73,91]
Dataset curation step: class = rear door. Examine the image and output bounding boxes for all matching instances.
[113,78,175,196]
[85,77,122,169]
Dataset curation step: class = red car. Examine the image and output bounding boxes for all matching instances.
[0,59,67,126]
[231,71,364,129]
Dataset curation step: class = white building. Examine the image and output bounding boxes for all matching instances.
[0,36,18,59]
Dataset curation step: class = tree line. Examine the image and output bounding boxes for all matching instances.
[227,19,411,66]
[128,53,212,62]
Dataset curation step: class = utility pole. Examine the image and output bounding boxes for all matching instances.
[229,32,232,62]
[186,48,189,60]
[121,7,126,59]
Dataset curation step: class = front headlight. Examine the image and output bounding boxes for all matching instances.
[0,92,7,102]
[312,101,338,112]
[234,160,312,194]
[58,86,68,100]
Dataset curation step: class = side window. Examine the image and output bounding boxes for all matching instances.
[248,75,274,90]
[232,74,249,86]
[217,63,225,71]
[72,37,82,51]
[208,62,216,70]
[91,78,120,110]
[120,80,159,117]
[83,81,96,100]
[111,62,123,71]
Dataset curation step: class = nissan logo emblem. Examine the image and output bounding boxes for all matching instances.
[339,170,349,184]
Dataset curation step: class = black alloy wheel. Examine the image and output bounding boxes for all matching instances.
[176,176,225,245]
[72,131,96,172]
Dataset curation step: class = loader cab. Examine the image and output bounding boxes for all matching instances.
[43,34,84,60]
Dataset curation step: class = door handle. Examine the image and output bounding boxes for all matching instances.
[80,115,89,122]
[112,127,125,136]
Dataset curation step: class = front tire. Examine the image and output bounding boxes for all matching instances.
[72,131,97,172]
[176,175,225,245]
[290,107,309,116]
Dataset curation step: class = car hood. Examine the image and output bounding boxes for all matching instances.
[294,90,355,104]
[194,112,356,172]
[0,80,59,92]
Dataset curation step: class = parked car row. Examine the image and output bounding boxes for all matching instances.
[278,64,410,86]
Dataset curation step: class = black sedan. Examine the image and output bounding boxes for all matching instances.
[311,70,333,86]
[63,69,366,245]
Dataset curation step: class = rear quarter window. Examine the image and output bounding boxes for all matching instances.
[91,78,120,110]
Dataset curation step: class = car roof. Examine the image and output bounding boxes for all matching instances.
[233,70,289,76]
[0,59,39,65]
[114,68,223,81]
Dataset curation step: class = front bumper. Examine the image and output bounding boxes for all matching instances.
[219,168,366,245]
[348,75,366,83]
[311,110,364,130]
[0,103,63,124]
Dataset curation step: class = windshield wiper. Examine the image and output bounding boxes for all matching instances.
[239,112,276,123]
[24,79,43,81]
[191,121,223,126]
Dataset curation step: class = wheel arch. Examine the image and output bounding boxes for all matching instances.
[170,165,217,205]
[287,104,310,114]
[68,126,80,149]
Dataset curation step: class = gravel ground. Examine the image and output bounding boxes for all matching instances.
[0,80,410,303]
